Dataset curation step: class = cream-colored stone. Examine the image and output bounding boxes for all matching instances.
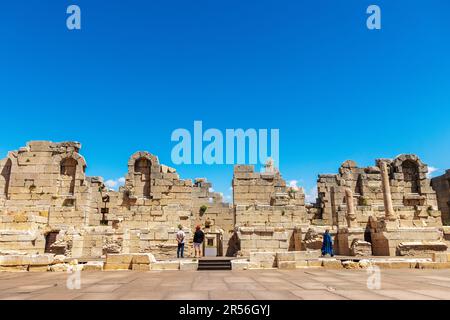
[342,261,360,269]
[150,261,180,270]
[131,253,157,264]
[104,263,131,271]
[82,261,104,271]
[180,260,198,271]
[50,263,70,272]
[28,265,49,272]
[231,260,249,270]
[278,261,296,270]
[307,260,322,268]
[322,259,343,269]
[132,263,151,271]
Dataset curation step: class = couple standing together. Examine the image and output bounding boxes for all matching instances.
[176,224,205,258]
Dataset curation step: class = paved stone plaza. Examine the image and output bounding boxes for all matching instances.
[1,269,450,300]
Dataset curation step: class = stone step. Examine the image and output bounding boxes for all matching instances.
[198,259,232,271]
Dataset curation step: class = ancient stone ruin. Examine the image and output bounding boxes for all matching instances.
[0,141,449,271]
[432,170,450,226]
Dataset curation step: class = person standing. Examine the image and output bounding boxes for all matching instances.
[321,229,334,257]
[193,225,205,258]
[176,224,186,258]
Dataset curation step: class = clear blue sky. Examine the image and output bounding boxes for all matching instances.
[1,0,449,201]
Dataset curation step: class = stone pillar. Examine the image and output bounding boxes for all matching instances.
[380,161,396,221]
[344,188,358,227]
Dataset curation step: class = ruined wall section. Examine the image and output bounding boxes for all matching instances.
[232,165,307,256]
[314,154,443,256]
[387,155,441,225]
[0,141,98,255]
[191,178,233,233]
[316,160,383,228]
[315,155,442,230]
[432,170,450,226]
[191,178,233,256]
[0,141,95,227]
[86,151,195,258]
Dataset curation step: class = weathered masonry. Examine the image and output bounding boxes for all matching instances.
[0,141,448,261]
[432,170,450,226]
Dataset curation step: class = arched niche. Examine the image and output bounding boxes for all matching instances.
[60,157,77,195]
[354,175,363,195]
[134,157,151,198]
[402,159,420,194]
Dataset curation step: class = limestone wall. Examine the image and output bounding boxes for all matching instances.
[315,155,442,230]
[432,170,450,225]
[231,164,307,256]
[0,141,232,259]
[191,178,234,256]
[0,141,97,255]
[0,141,446,260]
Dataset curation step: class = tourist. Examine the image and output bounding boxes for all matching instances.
[176,224,185,258]
[322,229,334,257]
[193,225,205,258]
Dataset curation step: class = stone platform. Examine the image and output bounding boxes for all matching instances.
[1,269,450,300]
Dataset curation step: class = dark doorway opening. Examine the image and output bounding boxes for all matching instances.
[45,231,59,253]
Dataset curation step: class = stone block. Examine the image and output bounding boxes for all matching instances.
[50,263,70,272]
[295,260,308,268]
[397,241,448,257]
[231,260,249,271]
[276,252,295,263]
[180,260,198,271]
[350,240,372,257]
[358,260,372,269]
[104,263,131,271]
[416,262,450,270]
[150,261,180,270]
[342,261,360,269]
[28,265,49,272]
[29,254,55,266]
[249,252,276,268]
[131,253,157,264]
[106,254,134,265]
[0,265,28,272]
[53,255,66,264]
[322,259,343,269]
[294,251,321,260]
[373,261,415,269]
[0,255,31,266]
[82,261,104,271]
[307,260,322,268]
[278,261,296,270]
[432,252,448,263]
[132,264,151,271]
